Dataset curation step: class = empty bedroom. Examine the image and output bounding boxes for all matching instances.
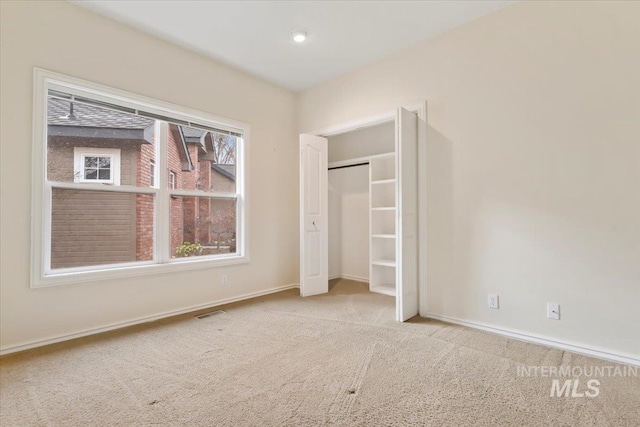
[0,1,638,426]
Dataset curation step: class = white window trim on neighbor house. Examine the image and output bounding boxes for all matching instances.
[31,68,250,288]
[73,147,121,185]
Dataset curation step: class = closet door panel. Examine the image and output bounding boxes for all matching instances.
[300,134,328,297]
[396,108,419,321]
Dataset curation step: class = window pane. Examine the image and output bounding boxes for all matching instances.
[149,161,156,188]
[98,169,111,180]
[98,157,111,168]
[85,157,98,168]
[50,189,154,269]
[170,196,236,258]
[47,96,156,187]
[167,124,237,193]
[85,169,97,180]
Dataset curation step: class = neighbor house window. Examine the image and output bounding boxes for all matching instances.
[149,160,156,187]
[73,147,121,185]
[32,69,249,287]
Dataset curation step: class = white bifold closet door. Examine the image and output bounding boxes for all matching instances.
[396,107,419,321]
[299,134,328,297]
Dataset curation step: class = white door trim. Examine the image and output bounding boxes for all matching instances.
[305,101,426,137]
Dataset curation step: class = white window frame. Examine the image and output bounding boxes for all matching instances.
[73,147,121,185]
[169,171,176,189]
[31,68,250,288]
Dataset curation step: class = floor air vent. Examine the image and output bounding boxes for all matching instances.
[196,310,226,319]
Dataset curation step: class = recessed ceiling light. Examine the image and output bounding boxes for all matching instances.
[292,31,307,43]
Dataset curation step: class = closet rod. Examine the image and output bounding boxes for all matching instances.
[328,162,369,171]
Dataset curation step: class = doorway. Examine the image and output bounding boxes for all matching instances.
[300,103,427,321]
[327,121,394,293]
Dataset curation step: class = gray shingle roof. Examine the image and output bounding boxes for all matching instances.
[47,98,154,129]
[181,126,207,138]
[212,164,235,180]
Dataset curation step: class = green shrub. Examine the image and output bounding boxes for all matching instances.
[175,242,202,257]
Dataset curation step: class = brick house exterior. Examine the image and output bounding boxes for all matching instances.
[47,97,236,269]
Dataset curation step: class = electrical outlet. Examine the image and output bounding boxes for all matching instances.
[488,294,499,309]
[547,303,560,320]
[221,275,228,286]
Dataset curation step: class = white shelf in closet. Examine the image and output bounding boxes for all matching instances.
[371,259,396,267]
[370,284,396,297]
[370,152,397,298]
[371,178,396,185]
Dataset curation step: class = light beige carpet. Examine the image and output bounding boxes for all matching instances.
[1,279,638,426]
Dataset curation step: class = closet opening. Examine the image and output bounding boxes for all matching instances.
[300,101,426,321]
[326,120,396,297]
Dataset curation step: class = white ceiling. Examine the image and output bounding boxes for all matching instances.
[73,1,515,92]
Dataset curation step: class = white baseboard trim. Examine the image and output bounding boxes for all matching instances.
[0,283,300,356]
[329,274,369,283]
[425,312,640,367]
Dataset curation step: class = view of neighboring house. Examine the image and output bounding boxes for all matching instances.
[46,96,236,269]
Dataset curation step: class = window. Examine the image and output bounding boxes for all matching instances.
[149,160,156,187]
[73,147,121,185]
[32,69,249,287]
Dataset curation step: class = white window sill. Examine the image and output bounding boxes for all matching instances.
[31,254,250,288]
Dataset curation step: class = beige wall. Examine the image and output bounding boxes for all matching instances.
[299,1,640,358]
[0,1,298,350]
